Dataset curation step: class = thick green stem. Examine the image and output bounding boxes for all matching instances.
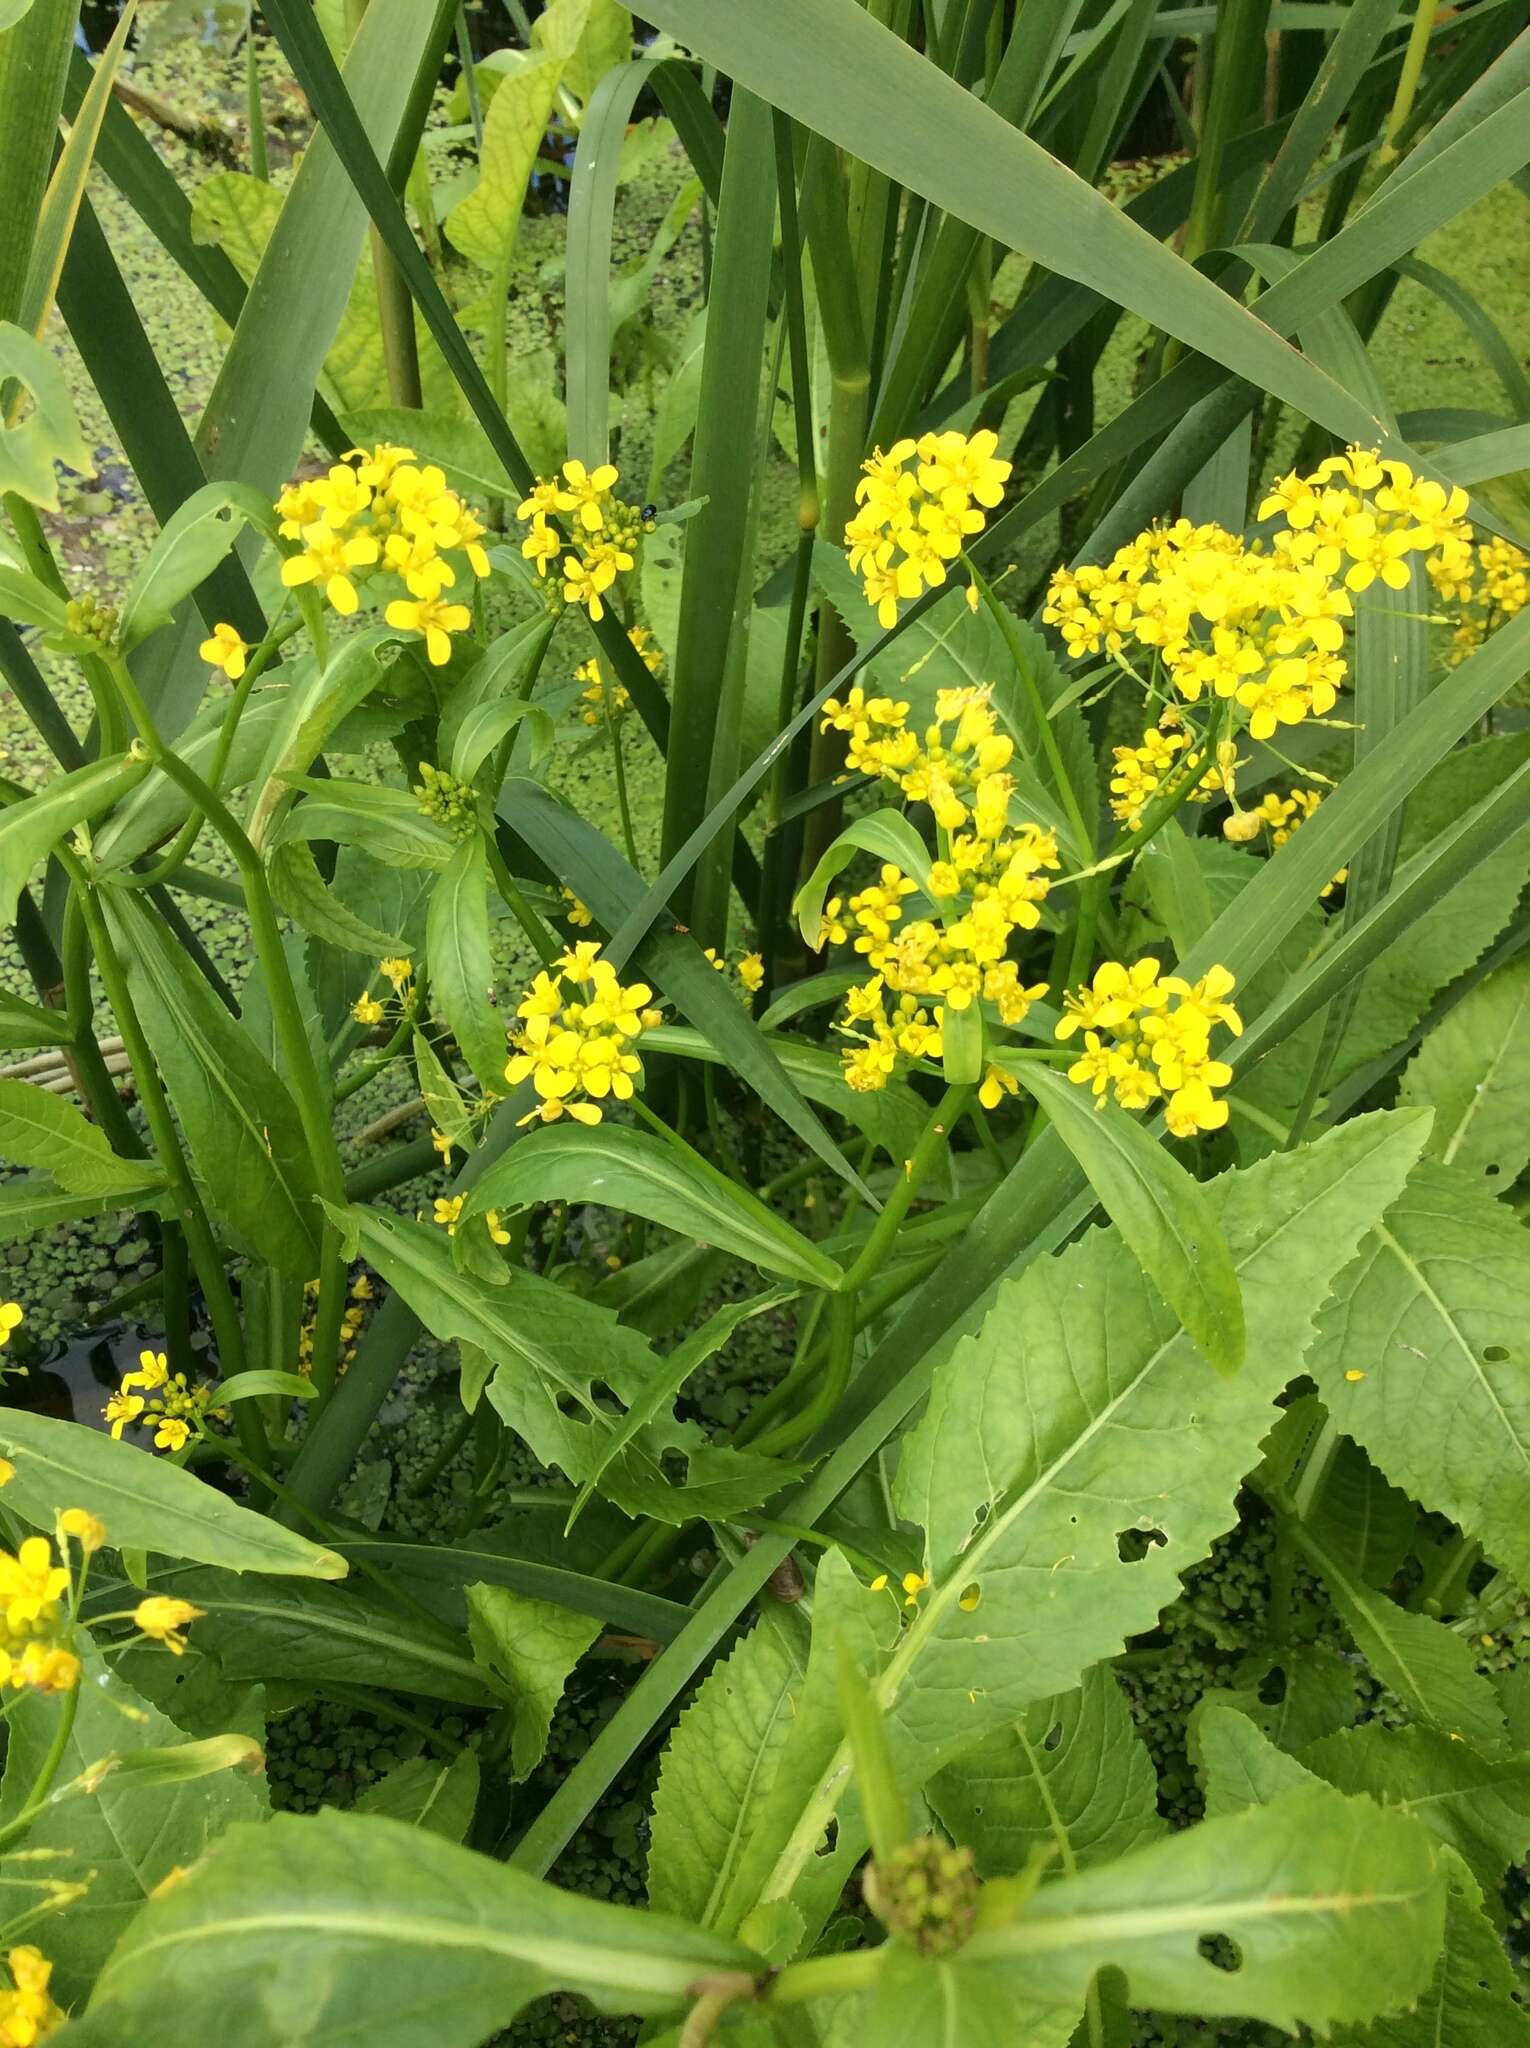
[1379,0,1441,162]
[245,16,269,181]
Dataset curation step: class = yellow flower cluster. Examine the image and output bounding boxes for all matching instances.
[431,1196,511,1246]
[103,1349,221,1453]
[1108,722,1241,829]
[575,624,663,725]
[812,687,1057,1093]
[505,944,660,1126]
[1044,450,1468,742]
[1251,786,1349,899]
[297,1271,374,1379]
[515,461,640,623]
[1427,530,1529,664]
[276,444,489,664]
[1057,959,1241,1137]
[845,430,1012,628]
[0,1947,65,2044]
[351,954,413,1029]
[0,1536,77,1696]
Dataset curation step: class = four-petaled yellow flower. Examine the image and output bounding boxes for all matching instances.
[384,595,472,667]
[133,1596,205,1657]
[198,622,249,679]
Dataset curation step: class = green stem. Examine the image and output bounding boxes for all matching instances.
[484,835,560,967]
[0,1683,80,1854]
[335,978,426,1103]
[245,15,269,181]
[606,705,639,870]
[1379,0,1441,162]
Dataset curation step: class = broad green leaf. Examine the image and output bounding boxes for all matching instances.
[446,0,591,277]
[949,1786,1443,2032]
[105,893,322,1277]
[269,837,407,956]
[794,808,936,951]
[928,1667,1165,1879]
[0,1077,159,1196]
[165,1567,498,1707]
[426,833,503,1092]
[1400,955,1530,1189]
[462,1122,844,1290]
[1014,1065,1244,1376]
[1309,1161,1530,1585]
[1301,1723,1530,1900]
[273,778,457,870]
[116,480,274,653]
[0,1176,165,1243]
[329,1203,796,1525]
[0,985,70,1048]
[730,1112,1427,1925]
[0,318,92,507]
[561,0,630,107]
[820,1946,1080,2048]
[465,1583,601,1781]
[244,626,399,850]
[0,1409,344,1577]
[1292,1501,1506,1751]
[0,560,68,630]
[437,615,555,772]
[647,1608,807,1926]
[0,1645,266,2006]
[590,1237,731,1339]
[73,1809,756,2046]
[1191,1701,1320,1817]
[354,1753,481,1842]
[1327,1852,1530,2048]
[0,753,147,927]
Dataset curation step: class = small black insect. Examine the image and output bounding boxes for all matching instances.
[640,502,658,524]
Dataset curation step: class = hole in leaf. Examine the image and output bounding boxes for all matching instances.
[1199,1934,1243,1974]
[973,1502,990,1525]
[1257,1665,1287,1706]
[1043,1722,1064,1752]
[1484,1345,1509,1363]
[1486,1163,1501,1177]
[958,1583,982,1613]
[815,1819,838,1859]
[1115,1526,1167,1562]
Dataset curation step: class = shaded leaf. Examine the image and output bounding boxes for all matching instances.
[466,1583,601,1781]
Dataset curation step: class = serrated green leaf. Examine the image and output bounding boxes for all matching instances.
[0,1644,266,2007]
[354,1753,480,1842]
[1292,1500,1505,1751]
[0,753,147,927]
[950,1786,1443,2033]
[427,832,503,1091]
[1310,1160,1530,1585]
[1191,1700,1320,1818]
[929,1667,1165,1879]
[71,1809,756,2046]
[269,837,407,956]
[466,1583,601,1781]
[0,1077,160,1195]
[0,1409,345,1578]
[330,1203,796,1525]
[1014,1064,1244,1376]
[462,1122,842,1290]
[1400,955,1530,1189]
[1300,1722,1530,1899]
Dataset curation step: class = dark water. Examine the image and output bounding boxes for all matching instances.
[5,1322,163,1435]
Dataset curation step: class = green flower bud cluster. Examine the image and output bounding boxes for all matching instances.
[866,1834,979,1956]
[65,594,118,650]
[601,498,646,554]
[414,761,478,836]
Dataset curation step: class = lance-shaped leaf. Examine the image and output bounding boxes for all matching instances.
[427,832,503,1091]
[72,1809,757,2046]
[90,686,289,868]
[0,1078,159,1196]
[438,615,555,772]
[116,479,275,653]
[0,1408,345,1578]
[355,1754,480,1843]
[269,837,407,956]
[273,778,457,870]
[729,1112,1427,1926]
[328,1203,797,1525]
[0,1176,166,1242]
[0,1645,266,2006]
[0,752,147,928]
[1309,1160,1530,1585]
[1399,955,1530,1189]
[946,1786,1443,2033]
[1013,1064,1244,1376]
[929,1666,1164,1879]
[794,809,936,952]
[461,1122,843,1290]
[0,986,71,1049]
[105,893,322,1278]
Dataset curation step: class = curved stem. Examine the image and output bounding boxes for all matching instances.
[0,1684,80,1855]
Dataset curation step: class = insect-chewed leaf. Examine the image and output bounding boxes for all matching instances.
[1400,956,1530,1188]
[928,1666,1165,1878]
[466,1584,601,1782]
[950,1786,1443,2032]
[1309,1160,1530,1585]
[71,1809,756,2047]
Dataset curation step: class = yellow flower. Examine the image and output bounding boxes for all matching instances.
[0,1303,20,1347]
[485,1210,512,1246]
[0,1461,11,1488]
[560,552,612,621]
[384,595,471,667]
[520,520,561,576]
[133,1596,204,1656]
[0,1643,79,1697]
[737,952,764,993]
[0,1947,65,2045]
[280,522,378,614]
[559,458,619,531]
[433,1196,464,1235]
[352,992,384,1027]
[104,1389,144,1438]
[0,1538,69,1637]
[431,1127,455,1161]
[198,622,249,679]
[379,956,413,991]
[151,1416,191,1454]
[978,1063,1020,1111]
[57,1509,105,1554]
